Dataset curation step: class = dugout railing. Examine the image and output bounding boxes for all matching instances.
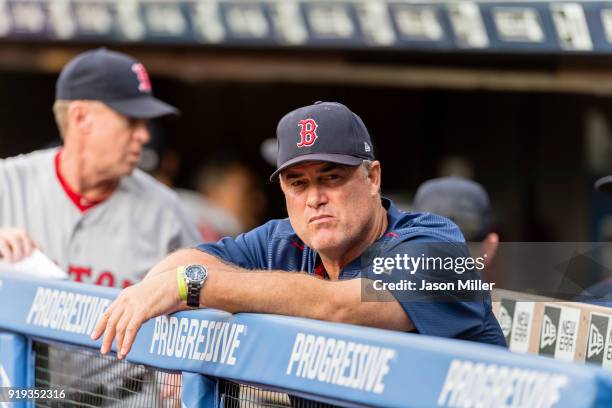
[2,271,612,408]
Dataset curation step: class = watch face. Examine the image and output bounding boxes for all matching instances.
[185,265,206,282]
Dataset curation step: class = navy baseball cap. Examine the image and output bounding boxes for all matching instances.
[413,177,492,241]
[56,48,178,119]
[270,101,375,181]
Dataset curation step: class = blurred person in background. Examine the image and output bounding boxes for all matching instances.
[413,176,499,267]
[0,47,199,406]
[184,159,267,240]
[414,177,528,343]
[140,135,267,242]
[138,121,182,189]
[413,177,509,338]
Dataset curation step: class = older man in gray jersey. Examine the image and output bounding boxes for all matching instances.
[0,48,200,406]
[0,48,200,287]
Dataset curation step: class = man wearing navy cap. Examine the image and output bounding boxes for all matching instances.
[93,101,505,360]
[414,176,499,263]
[0,47,199,403]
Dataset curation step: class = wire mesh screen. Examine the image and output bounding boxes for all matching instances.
[219,381,344,408]
[32,341,347,408]
[33,341,181,407]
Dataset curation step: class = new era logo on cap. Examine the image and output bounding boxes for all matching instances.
[270,101,375,181]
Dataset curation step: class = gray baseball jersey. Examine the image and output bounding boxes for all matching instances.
[0,148,202,287]
[1,148,203,404]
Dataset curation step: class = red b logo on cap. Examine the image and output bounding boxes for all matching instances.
[297,119,318,148]
[131,63,152,93]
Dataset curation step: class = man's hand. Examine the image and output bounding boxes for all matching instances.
[91,268,185,359]
[0,228,39,262]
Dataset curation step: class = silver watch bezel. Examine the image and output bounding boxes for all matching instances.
[183,264,208,307]
[184,264,207,285]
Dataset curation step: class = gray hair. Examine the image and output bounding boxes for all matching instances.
[361,159,381,195]
[52,100,71,138]
[361,159,374,177]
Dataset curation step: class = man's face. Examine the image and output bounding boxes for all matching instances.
[280,161,381,255]
[74,101,150,178]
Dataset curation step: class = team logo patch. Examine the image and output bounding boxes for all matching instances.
[541,314,557,349]
[498,299,533,354]
[539,305,579,361]
[131,63,152,92]
[499,299,516,344]
[587,313,610,364]
[498,306,512,338]
[588,324,604,359]
[297,119,318,147]
[517,311,530,327]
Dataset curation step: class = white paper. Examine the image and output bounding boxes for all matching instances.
[0,249,68,280]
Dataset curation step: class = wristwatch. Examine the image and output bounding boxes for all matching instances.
[183,264,208,307]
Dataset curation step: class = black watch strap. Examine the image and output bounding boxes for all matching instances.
[187,283,201,307]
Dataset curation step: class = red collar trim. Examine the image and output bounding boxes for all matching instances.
[291,241,304,251]
[54,149,104,212]
[314,263,329,280]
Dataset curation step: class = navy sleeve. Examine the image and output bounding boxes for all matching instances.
[364,237,504,345]
[197,221,276,270]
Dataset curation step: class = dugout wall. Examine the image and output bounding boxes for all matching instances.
[2,271,612,407]
[2,1,612,238]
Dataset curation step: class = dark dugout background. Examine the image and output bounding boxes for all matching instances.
[2,45,612,242]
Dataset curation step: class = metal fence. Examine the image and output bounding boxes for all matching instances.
[31,341,342,408]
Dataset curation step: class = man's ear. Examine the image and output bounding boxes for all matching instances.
[482,232,499,266]
[368,160,382,195]
[67,101,92,134]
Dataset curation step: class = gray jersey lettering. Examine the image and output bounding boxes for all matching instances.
[0,148,201,286]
